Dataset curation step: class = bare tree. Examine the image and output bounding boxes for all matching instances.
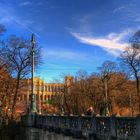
[0,35,41,118]
[120,42,140,113]
[98,60,117,115]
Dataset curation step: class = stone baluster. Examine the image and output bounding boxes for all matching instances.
[136,115,140,140]
[110,115,116,139]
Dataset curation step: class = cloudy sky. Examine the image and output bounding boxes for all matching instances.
[0,0,140,82]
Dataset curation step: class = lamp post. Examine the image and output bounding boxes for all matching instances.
[30,34,37,113]
[104,74,109,116]
[61,87,65,115]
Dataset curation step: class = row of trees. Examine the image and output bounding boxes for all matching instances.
[52,32,140,116]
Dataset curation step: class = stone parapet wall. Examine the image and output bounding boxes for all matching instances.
[21,114,140,140]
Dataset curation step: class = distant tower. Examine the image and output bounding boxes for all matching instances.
[65,75,74,87]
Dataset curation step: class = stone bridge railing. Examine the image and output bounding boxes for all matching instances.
[21,114,140,140]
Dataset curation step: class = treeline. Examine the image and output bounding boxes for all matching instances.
[55,67,136,116]
[52,31,140,116]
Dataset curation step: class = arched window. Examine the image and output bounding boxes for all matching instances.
[48,95,50,100]
[48,86,50,92]
[51,86,54,92]
[44,95,47,101]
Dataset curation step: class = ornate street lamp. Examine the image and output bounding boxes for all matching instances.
[30,34,37,113]
[104,73,109,116]
[61,86,65,115]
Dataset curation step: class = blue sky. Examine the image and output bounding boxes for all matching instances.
[0,0,140,82]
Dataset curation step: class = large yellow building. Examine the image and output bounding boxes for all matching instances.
[20,75,74,108]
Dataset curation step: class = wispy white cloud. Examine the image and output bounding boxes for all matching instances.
[40,48,97,78]
[107,29,132,42]
[42,48,90,61]
[113,6,125,13]
[78,14,93,24]
[19,1,32,7]
[113,3,140,23]
[19,1,44,7]
[0,2,40,37]
[70,29,133,56]
[0,3,14,23]
[71,14,94,35]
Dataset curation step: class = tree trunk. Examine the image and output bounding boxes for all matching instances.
[136,76,140,114]
[64,87,71,114]
[11,73,20,119]
[0,84,9,117]
[0,95,6,116]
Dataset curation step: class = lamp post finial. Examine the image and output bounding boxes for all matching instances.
[31,33,35,45]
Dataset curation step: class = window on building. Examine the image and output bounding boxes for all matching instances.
[58,86,60,92]
[40,95,43,101]
[51,86,53,92]
[39,86,42,91]
[52,86,53,92]
[29,86,32,91]
[29,95,31,101]
[48,95,50,100]
[55,86,57,92]
[44,86,46,91]
[48,86,50,92]
[61,86,64,92]
[44,95,47,101]
[35,85,38,91]
[36,95,39,101]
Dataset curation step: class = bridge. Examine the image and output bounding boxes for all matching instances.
[21,113,140,140]
[20,35,139,140]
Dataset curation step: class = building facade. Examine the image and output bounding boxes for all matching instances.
[20,76,74,111]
